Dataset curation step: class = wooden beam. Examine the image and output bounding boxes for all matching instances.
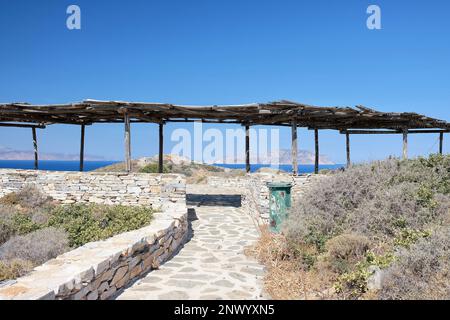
[346,131,351,168]
[158,123,164,173]
[341,129,449,135]
[32,127,38,170]
[79,125,85,172]
[402,128,408,160]
[245,125,250,173]
[291,120,298,176]
[0,123,46,129]
[439,132,444,154]
[314,129,319,174]
[124,112,132,172]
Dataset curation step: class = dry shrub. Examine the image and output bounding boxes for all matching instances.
[379,227,450,300]
[246,226,333,300]
[0,259,33,281]
[0,227,69,265]
[0,185,52,209]
[286,155,450,248]
[317,233,370,274]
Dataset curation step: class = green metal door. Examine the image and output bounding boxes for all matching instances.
[268,182,292,233]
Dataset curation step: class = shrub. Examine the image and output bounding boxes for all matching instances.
[317,233,370,274]
[379,227,450,300]
[139,163,170,173]
[286,155,450,249]
[0,227,69,265]
[0,185,52,209]
[47,204,153,247]
[0,259,33,281]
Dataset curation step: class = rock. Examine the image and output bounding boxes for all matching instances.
[110,266,128,286]
[367,266,383,291]
[87,290,98,300]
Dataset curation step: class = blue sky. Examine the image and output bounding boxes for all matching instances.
[0,0,449,163]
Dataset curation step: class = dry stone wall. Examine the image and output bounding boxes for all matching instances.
[0,204,188,300]
[0,169,185,208]
[207,173,326,224]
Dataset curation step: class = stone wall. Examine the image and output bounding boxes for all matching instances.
[207,173,326,224]
[0,204,188,300]
[0,169,185,209]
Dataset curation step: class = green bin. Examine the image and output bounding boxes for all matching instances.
[267,182,292,233]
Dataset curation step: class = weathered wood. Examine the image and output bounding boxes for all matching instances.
[346,131,351,168]
[439,132,444,154]
[0,100,448,131]
[245,125,250,173]
[159,123,164,173]
[124,113,131,172]
[32,127,38,170]
[403,129,408,160]
[79,125,85,172]
[342,129,449,135]
[314,128,319,174]
[291,120,298,176]
[0,123,45,129]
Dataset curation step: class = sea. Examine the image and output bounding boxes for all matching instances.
[0,160,344,174]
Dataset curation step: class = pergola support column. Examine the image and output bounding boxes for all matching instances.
[124,112,132,172]
[245,125,250,173]
[32,127,38,170]
[439,132,444,154]
[346,131,351,168]
[79,125,85,172]
[403,128,408,160]
[158,123,164,173]
[291,120,298,176]
[314,128,319,174]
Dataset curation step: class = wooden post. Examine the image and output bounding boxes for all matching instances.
[79,125,85,172]
[314,128,319,174]
[32,127,38,170]
[346,131,351,168]
[291,120,298,176]
[124,112,132,172]
[158,123,164,173]
[439,132,444,155]
[245,125,250,173]
[402,128,408,160]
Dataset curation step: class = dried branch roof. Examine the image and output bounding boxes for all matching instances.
[0,99,449,130]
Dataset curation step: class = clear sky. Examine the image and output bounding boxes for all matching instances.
[0,0,449,163]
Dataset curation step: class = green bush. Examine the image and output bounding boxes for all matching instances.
[139,163,170,173]
[47,204,154,247]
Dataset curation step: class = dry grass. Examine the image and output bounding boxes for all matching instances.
[246,226,334,300]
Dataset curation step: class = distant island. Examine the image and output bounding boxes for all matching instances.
[0,147,334,165]
[219,149,334,165]
[0,146,105,161]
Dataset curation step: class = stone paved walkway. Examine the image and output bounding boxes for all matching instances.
[116,186,266,300]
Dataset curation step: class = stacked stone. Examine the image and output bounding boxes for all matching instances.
[0,169,186,208]
[206,173,327,225]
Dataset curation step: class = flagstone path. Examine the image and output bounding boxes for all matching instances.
[115,185,267,300]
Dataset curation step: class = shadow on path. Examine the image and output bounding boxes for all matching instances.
[186,194,242,207]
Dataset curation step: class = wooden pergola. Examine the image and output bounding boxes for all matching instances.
[0,99,449,175]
